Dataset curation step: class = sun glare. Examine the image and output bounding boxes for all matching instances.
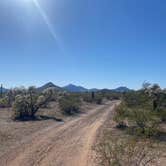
[16,0,63,52]
[32,0,58,40]
[19,0,58,41]
[21,0,33,2]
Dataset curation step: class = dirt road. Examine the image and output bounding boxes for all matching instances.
[0,101,117,166]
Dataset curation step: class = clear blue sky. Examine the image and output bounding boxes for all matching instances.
[0,0,165,89]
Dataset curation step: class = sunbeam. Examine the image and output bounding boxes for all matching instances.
[32,0,58,42]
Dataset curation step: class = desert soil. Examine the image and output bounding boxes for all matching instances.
[0,101,117,166]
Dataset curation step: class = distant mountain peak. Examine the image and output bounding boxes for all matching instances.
[37,82,63,92]
[112,86,131,92]
[44,82,56,87]
[63,84,100,92]
[66,84,78,87]
[63,84,88,92]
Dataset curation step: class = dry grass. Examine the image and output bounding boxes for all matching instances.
[95,113,166,166]
[97,132,165,166]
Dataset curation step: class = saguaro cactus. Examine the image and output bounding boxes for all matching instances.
[0,84,3,98]
[91,91,95,100]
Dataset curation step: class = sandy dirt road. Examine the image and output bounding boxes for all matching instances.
[0,101,117,166]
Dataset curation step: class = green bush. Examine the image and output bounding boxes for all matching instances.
[126,126,159,138]
[123,91,153,110]
[59,96,80,115]
[114,103,129,128]
[114,102,160,138]
[12,95,30,119]
[83,96,93,103]
[82,92,103,104]
[95,96,103,104]
[113,86,166,138]
[156,109,166,122]
[12,86,55,120]
[0,97,10,108]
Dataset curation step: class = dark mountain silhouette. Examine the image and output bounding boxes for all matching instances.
[37,82,63,92]
[63,84,131,92]
[112,86,131,92]
[1,82,131,93]
[63,84,88,92]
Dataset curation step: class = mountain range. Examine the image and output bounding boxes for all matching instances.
[39,82,131,93]
[1,82,131,93]
[63,84,99,92]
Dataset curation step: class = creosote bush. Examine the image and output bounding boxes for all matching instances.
[59,95,80,115]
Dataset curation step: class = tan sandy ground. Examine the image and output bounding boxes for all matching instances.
[0,101,117,166]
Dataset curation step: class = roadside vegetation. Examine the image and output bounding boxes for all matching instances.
[0,85,121,120]
[59,94,81,115]
[97,133,164,166]
[1,83,165,165]
[97,83,166,166]
[1,85,113,158]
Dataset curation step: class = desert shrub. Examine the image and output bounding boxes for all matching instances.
[40,88,57,108]
[95,96,103,104]
[114,103,160,138]
[59,95,80,115]
[0,97,10,108]
[126,126,160,138]
[12,95,30,119]
[97,134,163,166]
[100,90,122,100]
[123,91,153,110]
[12,86,55,120]
[98,84,166,166]
[113,86,166,138]
[82,94,93,103]
[114,103,129,128]
[82,92,103,104]
[127,109,158,130]
[158,109,166,122]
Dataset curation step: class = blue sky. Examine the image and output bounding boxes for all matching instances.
[0,0,165,89]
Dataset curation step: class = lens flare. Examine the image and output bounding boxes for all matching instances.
[32,0,58,41]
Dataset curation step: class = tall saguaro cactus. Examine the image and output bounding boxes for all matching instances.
[0,84,3,98]
[91,91,95,100]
